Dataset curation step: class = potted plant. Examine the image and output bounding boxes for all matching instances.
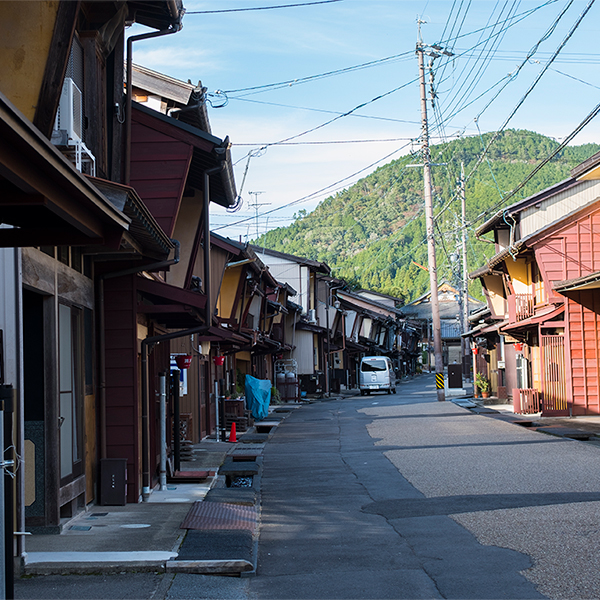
[475,373,490,399]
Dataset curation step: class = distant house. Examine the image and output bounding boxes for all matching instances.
[401,282,483,371]
[250,247,332,394]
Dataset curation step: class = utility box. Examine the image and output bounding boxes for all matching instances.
[100,458,127,505]
[448,364,463,388]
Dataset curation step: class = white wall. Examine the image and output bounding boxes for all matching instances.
[294,330,315,374]
[256,254,310,313]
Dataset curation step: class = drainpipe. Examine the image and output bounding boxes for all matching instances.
[125,23,182,184]
[98,241,180,461]
[140,322,211,500]
[159,372,167,491]
[203,165,224,326]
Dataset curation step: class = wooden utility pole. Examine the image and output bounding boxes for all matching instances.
[416,27,445,401]
[459,162,471,381]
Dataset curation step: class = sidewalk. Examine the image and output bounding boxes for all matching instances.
[20,405,300,578]
[455,394,600,441]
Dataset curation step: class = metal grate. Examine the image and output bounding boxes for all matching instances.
[180,501,257,531]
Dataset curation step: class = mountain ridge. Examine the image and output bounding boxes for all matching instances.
[257,129,600,303]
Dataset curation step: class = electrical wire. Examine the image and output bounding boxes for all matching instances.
[233,136,461,146]
[186,0,343,15]
[473,98,600,226]
[214,141,414,232]
[437,1,517,129]
[223,51,413,96]
[461,0,595,197]
[259,77,419,148]
[229,96,421,125]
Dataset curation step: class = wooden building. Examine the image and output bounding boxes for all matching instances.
[0,1,187,583]
[470,151,600,416]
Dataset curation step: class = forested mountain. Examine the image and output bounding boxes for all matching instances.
[256,130,600,304]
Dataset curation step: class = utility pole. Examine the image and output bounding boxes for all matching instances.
[416,21,451,402]
[459,162,471,381]
[248,191,269,242]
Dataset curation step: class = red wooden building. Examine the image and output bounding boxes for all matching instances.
[470,152,600,416]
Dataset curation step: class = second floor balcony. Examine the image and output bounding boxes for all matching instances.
[508,293,534,323]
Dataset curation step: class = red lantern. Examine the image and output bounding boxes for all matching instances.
[514,342,523,352]
[175,354,193,370]
[214,355,225,366]
[473,347,479,355]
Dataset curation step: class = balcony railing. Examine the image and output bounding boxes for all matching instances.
[508,293,535,322]
[513,388,541,414]
[515,293,534,320]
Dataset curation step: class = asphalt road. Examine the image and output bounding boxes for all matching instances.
[18,374,600,599]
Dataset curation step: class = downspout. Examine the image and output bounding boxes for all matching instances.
[203,165,224,326]
[125,23,182,184]
[140,322,210,500]
[98,241,180,462]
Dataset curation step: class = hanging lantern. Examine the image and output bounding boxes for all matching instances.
[514,342,523,353]
[473,347,479,355]
[214,355,225,366]
[175,354,193,370]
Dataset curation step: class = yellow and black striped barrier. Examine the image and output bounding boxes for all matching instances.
[436,373,444,389]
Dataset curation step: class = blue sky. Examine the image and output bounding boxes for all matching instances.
[129,0,600,240]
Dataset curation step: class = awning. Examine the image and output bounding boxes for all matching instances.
[137,276,206,328]
[296,321,326,334]
[87,177,174,260]
[0,90,130,247]
[345,339,368,352]
[462,320,508,338]
[553,271,600,293]
[501,305,564,332]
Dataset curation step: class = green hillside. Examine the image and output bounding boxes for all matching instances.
[257,130,600,304]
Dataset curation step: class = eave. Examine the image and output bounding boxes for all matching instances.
[88,176,174,260]
[0,90,130,247]
[251,245,331,274]
[554,271,600,293]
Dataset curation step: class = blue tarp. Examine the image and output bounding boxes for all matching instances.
[245,375,271,420]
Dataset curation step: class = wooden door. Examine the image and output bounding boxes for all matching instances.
[541,335,568,416]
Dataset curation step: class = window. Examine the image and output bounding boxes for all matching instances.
[361,359,387,372]
[532,262,545,304]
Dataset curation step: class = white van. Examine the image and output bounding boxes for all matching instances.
[359,356,396,395]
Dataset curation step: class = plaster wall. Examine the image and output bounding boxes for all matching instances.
[0,1,59,120]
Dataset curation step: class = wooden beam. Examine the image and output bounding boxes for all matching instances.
[0,229,103,248]
[137,304,197,314]
[33,1,81,138]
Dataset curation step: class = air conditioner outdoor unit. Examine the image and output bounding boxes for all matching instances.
[57,77,83,142]
[52,77,96,176]
[307,309,317,324]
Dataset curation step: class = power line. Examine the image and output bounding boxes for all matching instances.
[214,141,414,232]
[223,51,413,95]
[463,0,595,190]
[186,0,343,15]
[474,99,600,226]
[231,77,418,162]
[229,96,421,125]
[232,136,461,146]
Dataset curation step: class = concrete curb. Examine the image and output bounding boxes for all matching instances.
[166,559,254,574]
[23,551,178,575]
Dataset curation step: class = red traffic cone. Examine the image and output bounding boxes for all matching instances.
[228,421,237,443]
